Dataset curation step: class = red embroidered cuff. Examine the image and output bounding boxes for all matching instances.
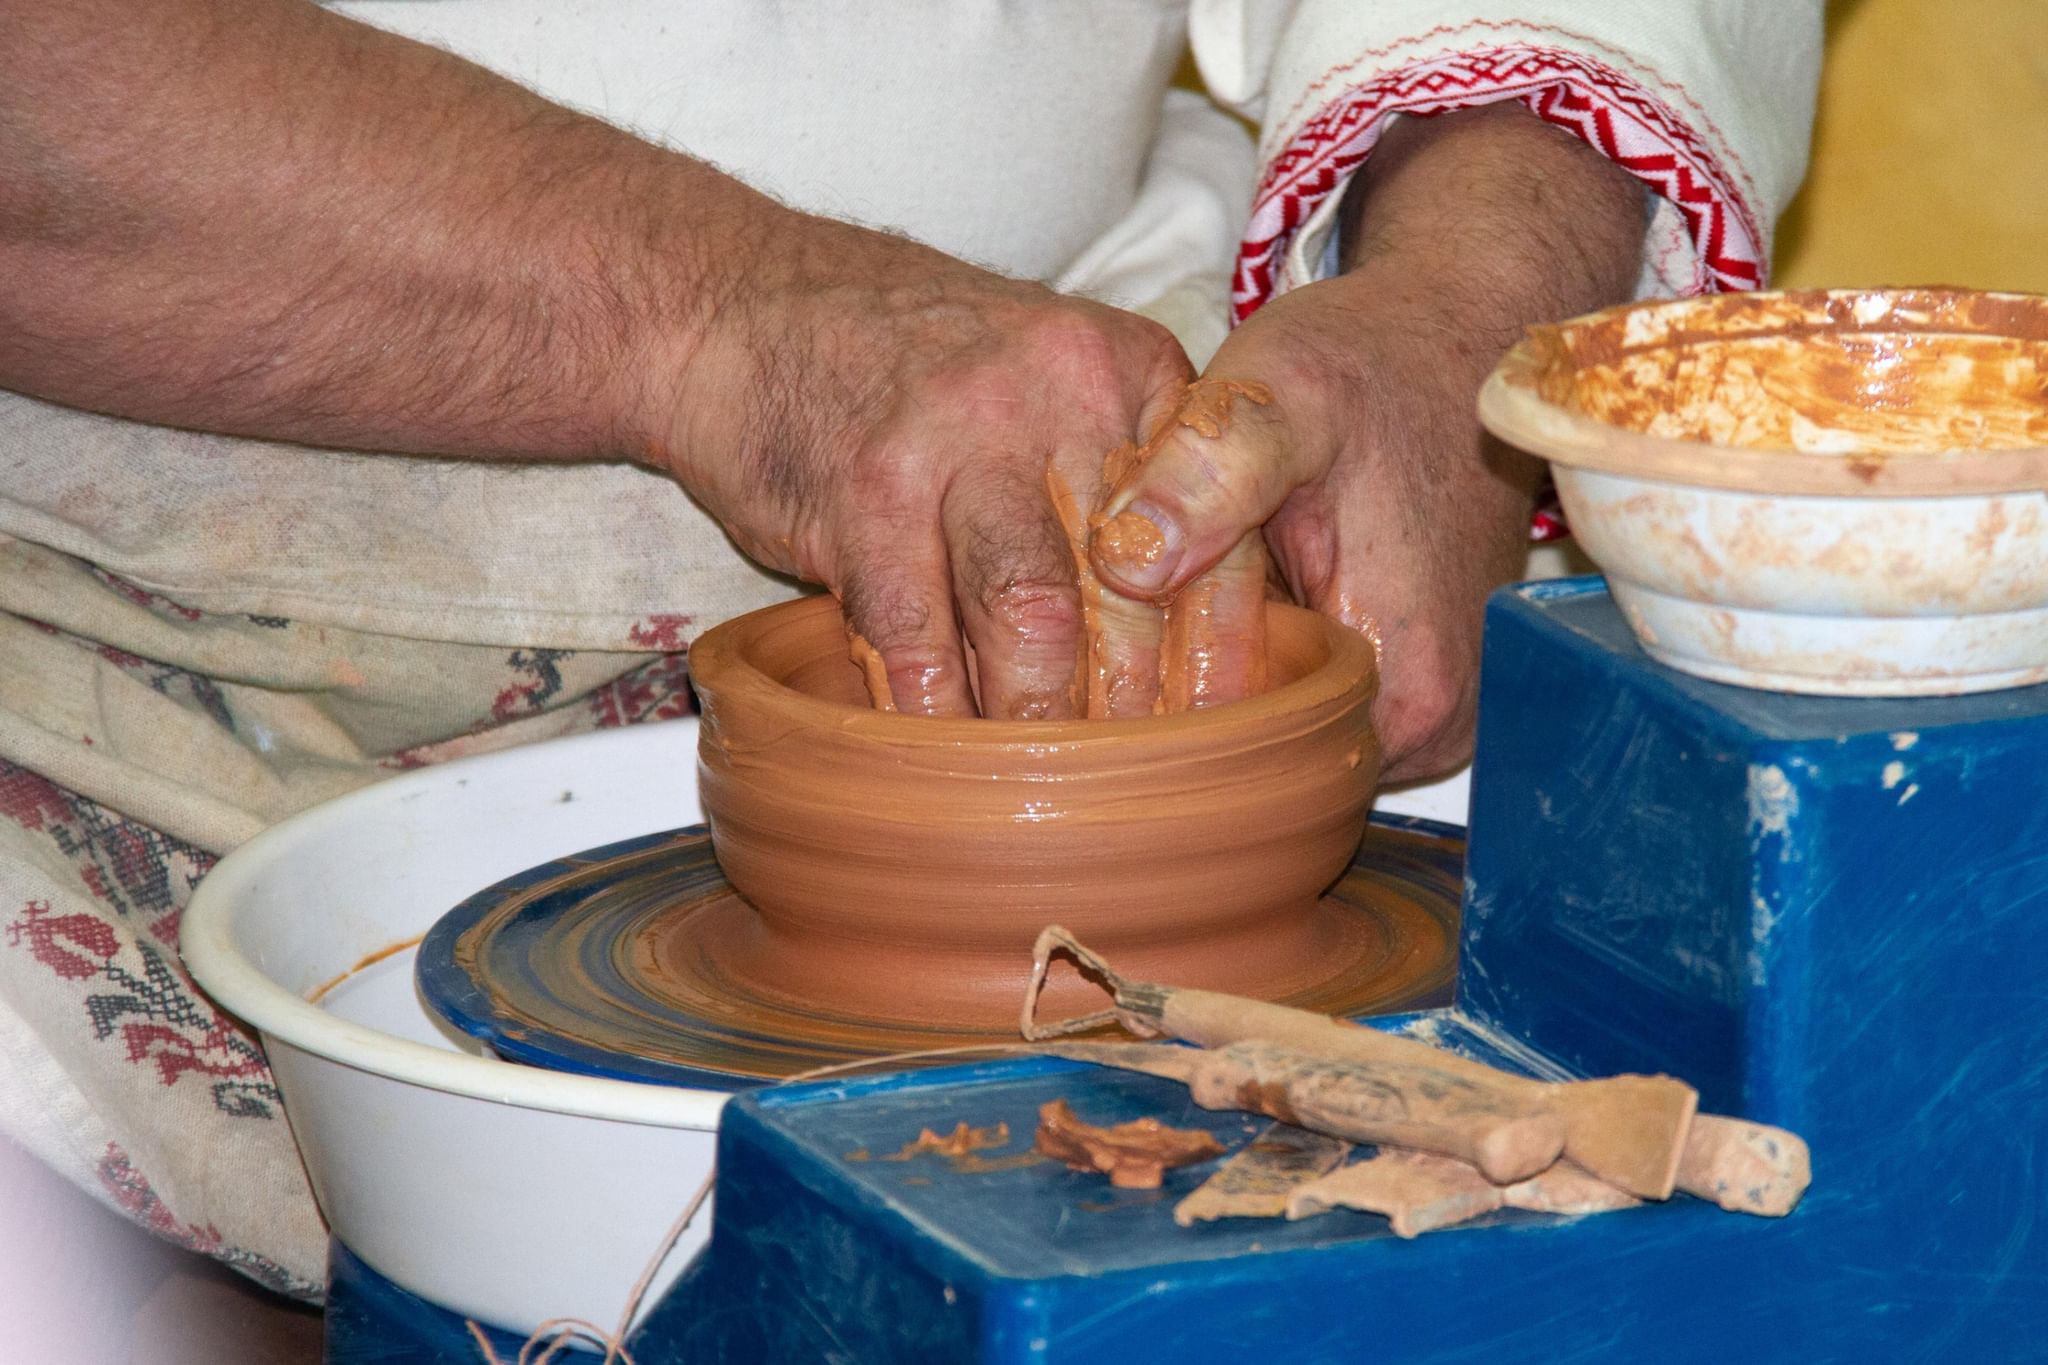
[1233,42,1766,322]
[1234,43,1768,541]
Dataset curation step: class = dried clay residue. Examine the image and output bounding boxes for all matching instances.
[847,1120,1010,1163]
[1085,378,1275,580]
[1034,1098,1225,1189]
[844,1121,1046,1175]
[1523,288,2048,455]
[306,934,425,1005]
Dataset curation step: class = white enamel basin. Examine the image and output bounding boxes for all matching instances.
[183,719,718,1337]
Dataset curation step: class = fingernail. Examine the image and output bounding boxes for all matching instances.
[1090,500,1182,597]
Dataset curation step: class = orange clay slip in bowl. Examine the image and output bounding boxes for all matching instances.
[1479,288,2048,696]
[688,593,1384,1030]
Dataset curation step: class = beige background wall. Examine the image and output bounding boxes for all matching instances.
[1773,0,2048,292]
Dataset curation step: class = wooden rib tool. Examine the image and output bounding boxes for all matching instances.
[1040,1038,1567,1184]
[1023,927,1805,1212]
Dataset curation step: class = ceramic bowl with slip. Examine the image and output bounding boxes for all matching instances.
[688,593,1384,1029]
[1479,288,2048,696]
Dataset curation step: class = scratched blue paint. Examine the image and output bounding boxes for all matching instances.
[325,1241,533,1362]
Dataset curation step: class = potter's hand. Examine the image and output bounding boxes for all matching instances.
[652,215,1191,719]
[1087,104,1646,779]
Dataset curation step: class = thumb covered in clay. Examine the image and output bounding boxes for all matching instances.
[1086,376,1311,605]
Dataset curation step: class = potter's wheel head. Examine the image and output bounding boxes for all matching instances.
[415,822,1462,1089]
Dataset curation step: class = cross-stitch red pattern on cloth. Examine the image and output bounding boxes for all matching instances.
[0,617,698,1300]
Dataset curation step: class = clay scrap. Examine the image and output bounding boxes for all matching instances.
[1023,926,1811,1229]
[1034,1098,1225,1190]
[1174,1121,1351,1226]
[876,1121,1010,1162]
[1284,1148,1640,1239]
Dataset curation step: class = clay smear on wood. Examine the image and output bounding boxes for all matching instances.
[1023,926,1811,1224]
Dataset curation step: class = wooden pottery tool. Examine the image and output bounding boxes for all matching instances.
[1042,1038,1567,1184]
[1282,1148,1640,1239]
[1023,927,1812,1207]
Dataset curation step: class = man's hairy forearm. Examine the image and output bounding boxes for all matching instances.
[1339,101,1646,352]
[1325,101,1646,539]
[0,0,766,462]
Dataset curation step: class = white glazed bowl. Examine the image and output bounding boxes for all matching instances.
[1480,289,2048,696]
[183,720,719,1336]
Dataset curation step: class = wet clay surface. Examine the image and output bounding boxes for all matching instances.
[1049,378,1277,717]
[438,823,1458,1085]
[689,592,1382,1030]
[1521,288,2048,455]
[846,630,896,712]
[1481,287,2048,695]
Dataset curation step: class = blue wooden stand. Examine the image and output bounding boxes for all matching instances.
[331,579,2048,1362]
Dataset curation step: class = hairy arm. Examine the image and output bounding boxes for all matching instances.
[0,0,757,461]
[0,0,1196,720]
[1339,103,1645,337]
[1323,101,1647,577]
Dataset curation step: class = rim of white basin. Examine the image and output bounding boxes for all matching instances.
[1479,288,2048,498]
[184,727,727,1129]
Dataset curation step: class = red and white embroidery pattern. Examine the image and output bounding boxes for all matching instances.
[1234,43,1764,321]
[587,653,696,729]
[1,766,283,1120]
[98,1143,312,1296]
[626,613,694,651]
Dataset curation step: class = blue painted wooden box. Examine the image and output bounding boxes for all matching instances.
[636,579,2048,1363]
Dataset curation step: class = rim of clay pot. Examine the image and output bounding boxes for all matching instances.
[689,594,1379,747]
[1479,287,2048,498]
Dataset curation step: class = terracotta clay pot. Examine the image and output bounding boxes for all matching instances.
[689,594,1380,1028]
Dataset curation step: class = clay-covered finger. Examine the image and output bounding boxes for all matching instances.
[945,469,1087,720]
[1086,578,1165,717]
[1090,378,1313,604]
[1074,382,1190,716]
[836,541,978,716]
[1160,529,1271,711]
[1048,453,1164,718]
